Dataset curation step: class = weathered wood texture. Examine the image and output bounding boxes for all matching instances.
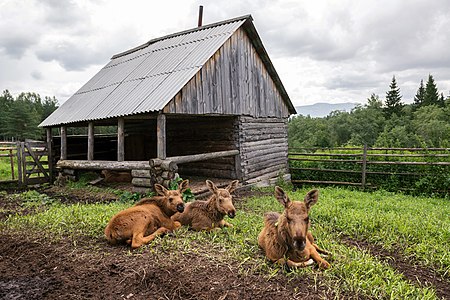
[117,118,125,161]
[57,160,151,170]
[237,116,289,184]
[60,126,67,160]
[163,27,290,118]
[87,122,94,161]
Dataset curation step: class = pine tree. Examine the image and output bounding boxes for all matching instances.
[424,74,439,106]
[384,76,403,117]
[413,79,425,109]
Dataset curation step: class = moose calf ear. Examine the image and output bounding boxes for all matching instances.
[206,180,218,193]
[226,180,239,193]
[154,184,168,196]
[275,186,290,207]
[179,179,190,193]
[304,189,319,209]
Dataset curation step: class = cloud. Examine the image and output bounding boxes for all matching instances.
[31,71,44,80]
[35,40,107,71]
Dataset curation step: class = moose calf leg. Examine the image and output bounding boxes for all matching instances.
[309,250,330,269]
[219,220,233,228]
[307,232,332,256]
[131,227,171,249]
[275,258,314,268]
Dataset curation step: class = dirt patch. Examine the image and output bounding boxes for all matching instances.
[0,232,340,300]
[341,236,450,299]
[3,186,447,299]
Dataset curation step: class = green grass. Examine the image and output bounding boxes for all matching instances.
[0,156,17,181]
[2,186,449,299]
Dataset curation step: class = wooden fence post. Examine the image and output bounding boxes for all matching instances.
[46,128,54,183]
[361,144,368,189]
[21,142,26,185]
[16,142,22,186]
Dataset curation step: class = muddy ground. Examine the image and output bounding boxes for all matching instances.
[0,186,449,299]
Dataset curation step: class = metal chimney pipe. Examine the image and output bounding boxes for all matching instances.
[198,5,203,27]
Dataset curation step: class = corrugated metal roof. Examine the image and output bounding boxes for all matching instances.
[40,14,295,127]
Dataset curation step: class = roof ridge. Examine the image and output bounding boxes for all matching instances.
[112,14,252,59]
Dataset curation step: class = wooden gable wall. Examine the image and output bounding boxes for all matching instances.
[163,27,290,118]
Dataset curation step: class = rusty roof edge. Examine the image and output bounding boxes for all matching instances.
[112,14,253,60]
[241,18,296,115]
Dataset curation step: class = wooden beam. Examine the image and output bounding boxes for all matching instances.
[57,160,151,170]
[60,126,67,160]
[117,118,125,162]
[157,113,166,159]
[168,150,239,164]
[88,122,94,161]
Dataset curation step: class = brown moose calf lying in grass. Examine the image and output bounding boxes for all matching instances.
[172,180,239,231]
[105,180,189,248]
[258,187,331,269]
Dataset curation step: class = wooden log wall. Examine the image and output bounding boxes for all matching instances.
[237,116,289,185]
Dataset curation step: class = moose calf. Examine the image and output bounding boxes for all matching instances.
[104,180,189,249]
[258,187,331,269]
[172,180,239,231]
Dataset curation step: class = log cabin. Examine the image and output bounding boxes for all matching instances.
[39,14,297,191]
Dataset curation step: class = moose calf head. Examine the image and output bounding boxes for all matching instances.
[155,179,189,213]
[207,179,239,218]
[275,187,319,251]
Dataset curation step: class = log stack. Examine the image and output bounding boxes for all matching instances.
[131,158,179,193]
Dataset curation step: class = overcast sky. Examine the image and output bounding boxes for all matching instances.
[1,0,450,107]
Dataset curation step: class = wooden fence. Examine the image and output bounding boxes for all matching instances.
[0,140,51,186]
[288,146,450,193]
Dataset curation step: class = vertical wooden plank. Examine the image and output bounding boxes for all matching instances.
[196,72,204,114]
[21,142,27,185]
[46,127,53,183]
[88,122,94,161]
[60,126,67,160]
[361,144,368,189]
[117,118,125,162]
[157,113,166,159]
[16,142,22,186]
[203,61,212,113]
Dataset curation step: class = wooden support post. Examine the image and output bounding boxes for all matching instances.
[46,128,54,183]
[88,122,94,161]
[361,144,368,189]
[117,117,125,162]
[60,126,67,160]
[157,113,166,159]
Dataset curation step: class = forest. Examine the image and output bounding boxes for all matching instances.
[0,90,58,141]
[289,74,450,148]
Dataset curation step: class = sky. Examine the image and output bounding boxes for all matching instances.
[1,0,450,107]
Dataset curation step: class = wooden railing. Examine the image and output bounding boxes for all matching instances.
[288,146,450,193]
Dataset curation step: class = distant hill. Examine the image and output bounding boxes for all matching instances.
[295,102,359,118]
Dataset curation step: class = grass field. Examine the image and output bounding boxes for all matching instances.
[2,184,449,299]
[0,156,17,181]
